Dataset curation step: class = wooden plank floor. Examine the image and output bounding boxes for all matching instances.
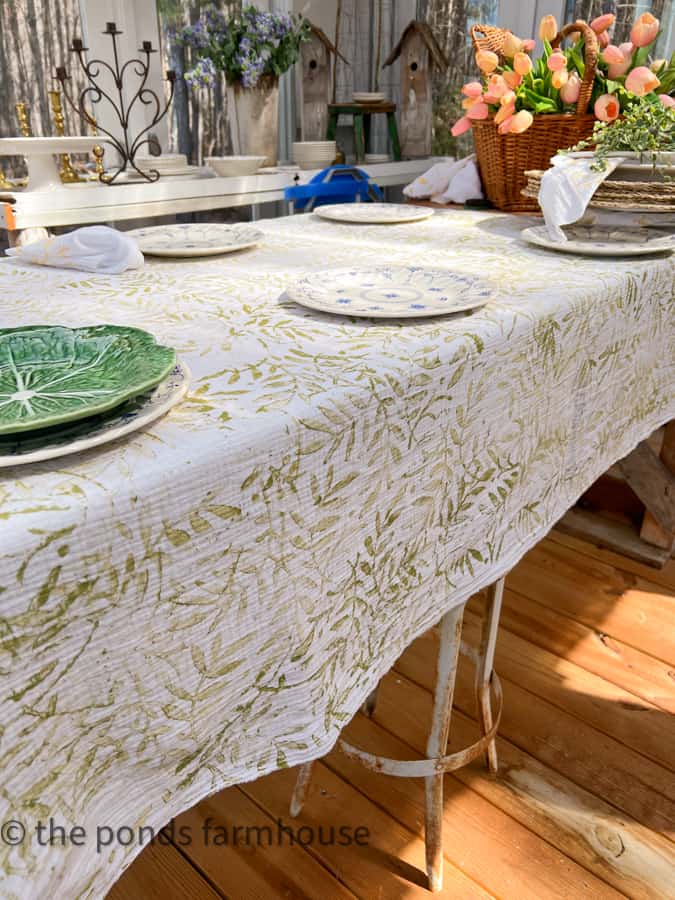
[108,531,675,900]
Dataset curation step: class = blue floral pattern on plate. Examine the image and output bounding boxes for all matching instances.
[127,224,263,258]
[285,266,496,319]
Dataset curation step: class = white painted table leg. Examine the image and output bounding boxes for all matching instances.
[289,761,314,818]
[475,577,504,774]
[424,603,464,892]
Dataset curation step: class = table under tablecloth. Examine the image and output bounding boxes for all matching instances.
[0,209,673,898]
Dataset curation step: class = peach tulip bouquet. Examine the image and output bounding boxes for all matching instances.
[453,10,675,138]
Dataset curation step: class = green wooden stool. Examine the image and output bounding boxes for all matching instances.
[326,102,402,163]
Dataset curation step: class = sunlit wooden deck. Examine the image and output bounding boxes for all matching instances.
[108,530,675,900]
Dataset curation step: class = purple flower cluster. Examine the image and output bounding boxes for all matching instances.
[177,3,307,91]
[183,55,216,88]
[176,20,211,50]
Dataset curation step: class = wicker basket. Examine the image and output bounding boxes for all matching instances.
[470,21,599,212]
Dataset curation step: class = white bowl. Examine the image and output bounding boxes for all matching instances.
[205,155,267,176]
[293,141,336,151]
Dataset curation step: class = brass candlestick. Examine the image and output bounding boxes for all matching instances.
[15,103,32,136]
[48,90,83,183]
[89,116,105,180]
[0,169,13,190]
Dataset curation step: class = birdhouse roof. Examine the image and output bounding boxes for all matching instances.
[383,21,448,70]
[308,23,349,65]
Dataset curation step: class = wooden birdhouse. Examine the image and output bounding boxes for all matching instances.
[383,21,447,158]
[298,24,348,141]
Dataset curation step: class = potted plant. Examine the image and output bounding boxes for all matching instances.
[178,4,309,166]
[452,11,675,211]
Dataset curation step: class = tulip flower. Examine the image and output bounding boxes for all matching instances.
[487,73,509,98]
[461,81,483,98]
[602,44,625,64]
[494,101,515,125]
[560,72,581,105]
[597,30,610,48]
[606,42,633,78]
[462,95,482,110]
[509,110,534,133]
[630,12,659,48]
[476,50,498,73]
[513,51,533,76]
[552,68,569,89]
[451,116,472,137]
[466,101,490,120]
[502,32,522,58]
[626,65,661,96]
[594,93,620,122]
[651,59,667,73]
[547,50,567,72]
[498,115,514,135]
[500,90,516,107]
[539,15,557,42]
[522,39,536,52]
[659,93,675,108]
[590,13,615,34]
[503,70,522,90]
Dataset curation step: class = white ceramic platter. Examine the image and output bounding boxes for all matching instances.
[353,92,386,103]
[314,203,433,225]
[522,224,675,257]
[127,223,264,257]
[285,266,495,318]
[0,360,189,467]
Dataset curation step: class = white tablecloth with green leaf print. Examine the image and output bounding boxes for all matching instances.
[0,210,673,899]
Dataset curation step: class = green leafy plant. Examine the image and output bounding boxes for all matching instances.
[569,93,675,170]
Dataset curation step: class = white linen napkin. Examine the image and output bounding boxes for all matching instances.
[538,154,625,242]
[403,156,483,205]
[432,157,484,204]
[5,225,144,274]
[403,158,464,199]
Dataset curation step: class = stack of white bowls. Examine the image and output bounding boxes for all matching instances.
[292,141,337,171]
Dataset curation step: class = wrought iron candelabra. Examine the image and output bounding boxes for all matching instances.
[55,22,176,184]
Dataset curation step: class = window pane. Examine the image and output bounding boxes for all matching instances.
[156,1,239,163]
[565,0,673,52]
[0,0,88,180]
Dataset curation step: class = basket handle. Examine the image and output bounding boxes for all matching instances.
[470,20,598,117]
[470,23,507,58]
[551,20,598,116]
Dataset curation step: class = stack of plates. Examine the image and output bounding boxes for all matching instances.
[353,92,386,103]
[0,325,188,466]
[364,153,391,164]
[523,168,675,211]
[292,141,337,171]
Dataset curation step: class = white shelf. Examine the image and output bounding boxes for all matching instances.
[0,160,437,230]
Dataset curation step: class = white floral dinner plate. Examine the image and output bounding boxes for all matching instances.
[0,360,189,467]
[521,224,675,257]
[127,223,263,257]
[285,266,495,318]
[314,203,433,225]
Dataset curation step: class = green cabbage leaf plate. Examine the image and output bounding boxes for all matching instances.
[0,325,176,435]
